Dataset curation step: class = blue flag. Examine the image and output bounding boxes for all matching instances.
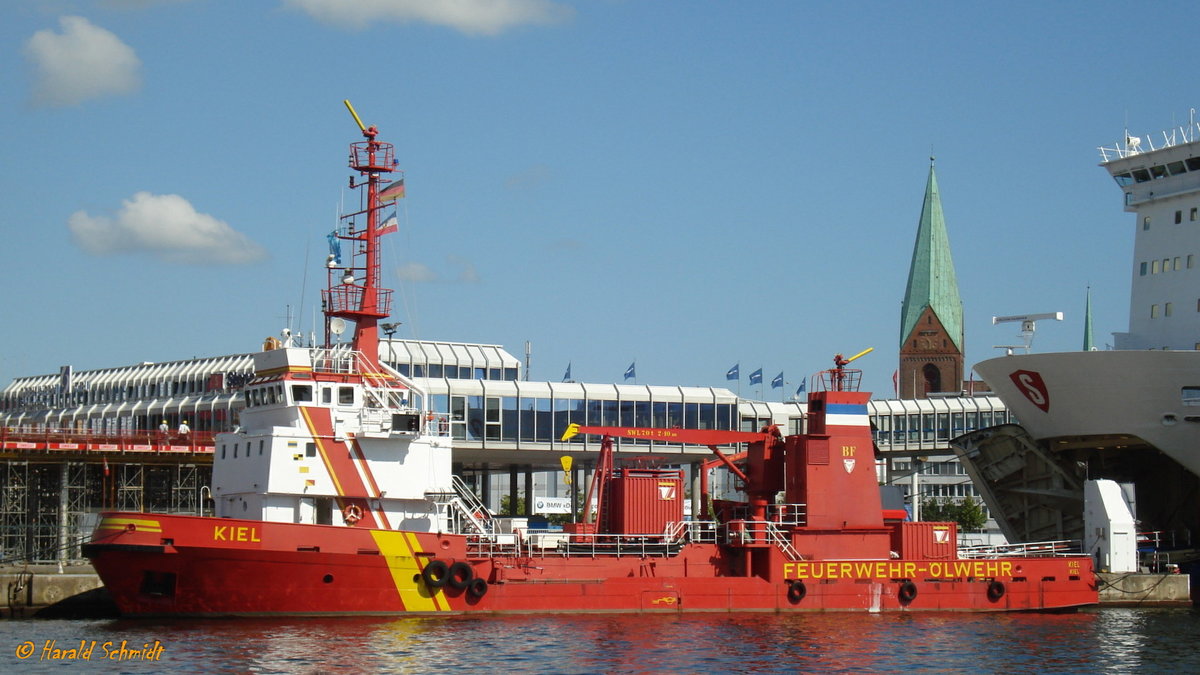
[726,364,739,380]
[624,362,636,380]
[749,368,763,385]
[796,380,806,396]
[563,362,572,382]
[326,231,342,265]
[771,372,783,389]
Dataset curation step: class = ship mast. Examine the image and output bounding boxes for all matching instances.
[323,100,398,373]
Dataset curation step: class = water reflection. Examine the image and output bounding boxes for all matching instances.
[1,609,1198,674]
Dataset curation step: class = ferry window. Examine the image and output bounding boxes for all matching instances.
[1175,257,1182,271]
[1168,161,1187,176]
[1166,302,1173,317]
[1150,304,1158,318]
[1189,158,1200,172]
[1183,387,1200,406]
[1188,255,1195,268]
[396,363,410,376]
[1143,216,1151,230]
[259,440,264,455]
[1192,208,1198,221]
[338,387,354,405]
[428,364,443,378]
[1140,262,1147,276]
[1133,169,1151,183]
[1163,258,1170,271]
[412,364,425,378]
[306,442,316,457]
[322,387,332,404]
[504,367,518,380]
[1150,165,1168,179]
[1152,260,1160,274]
[474,367,486,380]
[1176,210,1183,224]
[291,385,312,403]
[221,444,226,459]
[234,443,238,458]
[1113,173,1134,186]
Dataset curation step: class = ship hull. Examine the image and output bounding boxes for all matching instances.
[84,512,1096,616]
[974,351,1200,474]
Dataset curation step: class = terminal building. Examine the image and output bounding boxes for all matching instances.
[0,337,1014,564]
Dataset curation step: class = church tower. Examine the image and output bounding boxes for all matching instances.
[899,159,964,399]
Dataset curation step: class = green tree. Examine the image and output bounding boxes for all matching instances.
[920,495,987,532]
[955,495,988,532]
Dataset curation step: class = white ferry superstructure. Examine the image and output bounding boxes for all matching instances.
[969,117,1200,544]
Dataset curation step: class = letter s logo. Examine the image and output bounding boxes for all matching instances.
[1009,370,1050,413]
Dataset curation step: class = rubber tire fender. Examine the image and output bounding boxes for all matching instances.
[787,580,807,604]
[898,580,918,604]
[447,561,474,591]
[987,580,1005,602]
[467,576,488,599]
[421,560,449,589]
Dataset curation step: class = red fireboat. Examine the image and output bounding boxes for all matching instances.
[82,104,1097,616]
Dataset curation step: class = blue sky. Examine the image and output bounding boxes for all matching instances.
[1,0,1196,398]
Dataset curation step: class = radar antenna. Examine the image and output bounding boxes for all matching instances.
[992,312,1063,354]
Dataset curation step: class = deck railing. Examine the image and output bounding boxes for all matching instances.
[0,427,216,453]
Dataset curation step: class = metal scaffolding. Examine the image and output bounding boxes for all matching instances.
[0,457,212,565]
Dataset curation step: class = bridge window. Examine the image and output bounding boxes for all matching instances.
[1183,387,1200,406]
[338,387,355,405]
[291,385,312,403]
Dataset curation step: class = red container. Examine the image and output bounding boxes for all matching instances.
[893,521,957,560]
[605,469,683,534]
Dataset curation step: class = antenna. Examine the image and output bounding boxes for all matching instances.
[992,312,1063,354]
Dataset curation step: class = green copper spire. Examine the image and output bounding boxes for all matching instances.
[900,159,963,351]
[1083,286,1094,351]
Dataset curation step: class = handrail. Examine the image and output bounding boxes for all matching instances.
[957,539,1082,558]
[0,426,217,453]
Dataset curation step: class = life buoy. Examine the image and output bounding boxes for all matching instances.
[343,504,363,525]
[421,560,449,589]
[447,561,474,591]
[987,580,1006,601]
[787,580,806,603]
[467,577,488,598]
[898,580,918,604]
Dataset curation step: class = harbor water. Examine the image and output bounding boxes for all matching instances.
[1,608,1198,673]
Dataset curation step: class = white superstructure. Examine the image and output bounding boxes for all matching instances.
[1099,122,1200,349]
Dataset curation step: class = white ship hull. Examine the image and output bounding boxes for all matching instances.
[974,350,1200,475]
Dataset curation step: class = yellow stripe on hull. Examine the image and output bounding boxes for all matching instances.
[370,530,450,612]
[97,517,162,533]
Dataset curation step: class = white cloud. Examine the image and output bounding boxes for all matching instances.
[394,256,480,282]
[395,262,437,282]
[284,0,572,35]
[505,163,553,189]
[24,16,142,107]
[68,192,268,264]
[448,255,480,282]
